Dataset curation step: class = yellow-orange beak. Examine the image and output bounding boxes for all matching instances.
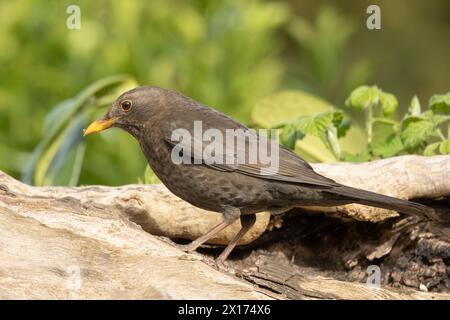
[83,117,117,136]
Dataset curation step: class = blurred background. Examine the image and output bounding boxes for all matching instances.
[0,0,449,186]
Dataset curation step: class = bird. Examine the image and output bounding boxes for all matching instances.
[84,86,434,264]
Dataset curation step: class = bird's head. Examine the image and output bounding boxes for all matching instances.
[83,86,166,137]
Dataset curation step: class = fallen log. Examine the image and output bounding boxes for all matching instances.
[0,155,449,299]
[310,155,450,222]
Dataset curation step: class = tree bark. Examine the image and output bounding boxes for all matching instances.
[0,155,449,299]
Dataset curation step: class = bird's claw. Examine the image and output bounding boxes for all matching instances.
[178,243,197,253]
[213,258,235,273]
[214,258,225,269]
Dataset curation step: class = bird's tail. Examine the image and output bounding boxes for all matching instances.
[324,185,435,221]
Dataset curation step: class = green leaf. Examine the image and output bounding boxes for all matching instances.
[400,119,435,149]
[439,139,450,154]
[294,136,337,162]
[45,75,134,143]
[345,85,379,111]
[337,118,352,138]
[252,90,334,128]
[370,133,403,157]
[346,85,397,116]
[379,92,398,116]
[423,142,441,156]
[44,98,77,139]
[22,75,138,186]
[331,110,344,127]
[40,115,85,186]
[326,125,341,159]
[277,111,346,160]
[295,112,334,137]
[290,111,345,159]
[428,114,450,127]
[252,90,366,162]
[331,110,351,139]
[408,95,421,116]
[279,112,334,151]
[372,117,398,126]
[429,92,450,114]
[401,115,425,129]
[279,124,304,150]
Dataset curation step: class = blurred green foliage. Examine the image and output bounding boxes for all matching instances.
[286,6,373,101]
[22,75,138,186]
[0,0,449,186]
[0,0,289,185]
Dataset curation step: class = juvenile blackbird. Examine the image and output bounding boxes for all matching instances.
[84,86,433,263]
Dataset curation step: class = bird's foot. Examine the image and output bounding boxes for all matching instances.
[177,243,204,262]
[178,242,235,273]
[213,254,237,274]
[178,242,198,253]
[214,258,225,269]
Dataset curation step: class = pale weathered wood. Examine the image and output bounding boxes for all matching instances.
[310,155,450,222]
[0,155,449,299]
[0,198,270,299]
[243,256,450,300]
[0,170,270,246]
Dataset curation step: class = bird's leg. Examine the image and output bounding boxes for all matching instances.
[216,214,256,265]
[181,209,240,253]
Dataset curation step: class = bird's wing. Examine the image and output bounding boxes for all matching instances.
[162,104,338,188]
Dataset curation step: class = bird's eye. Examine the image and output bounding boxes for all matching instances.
[120,100,132,112]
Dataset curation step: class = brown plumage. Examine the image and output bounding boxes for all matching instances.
[84,86,434,263]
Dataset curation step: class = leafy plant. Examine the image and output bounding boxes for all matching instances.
[345,85,398,144]
[251,90,365,162]
[276,110,350,160]
[345,87,450,158]
[252,86,450,163]
[22,75,138,186]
